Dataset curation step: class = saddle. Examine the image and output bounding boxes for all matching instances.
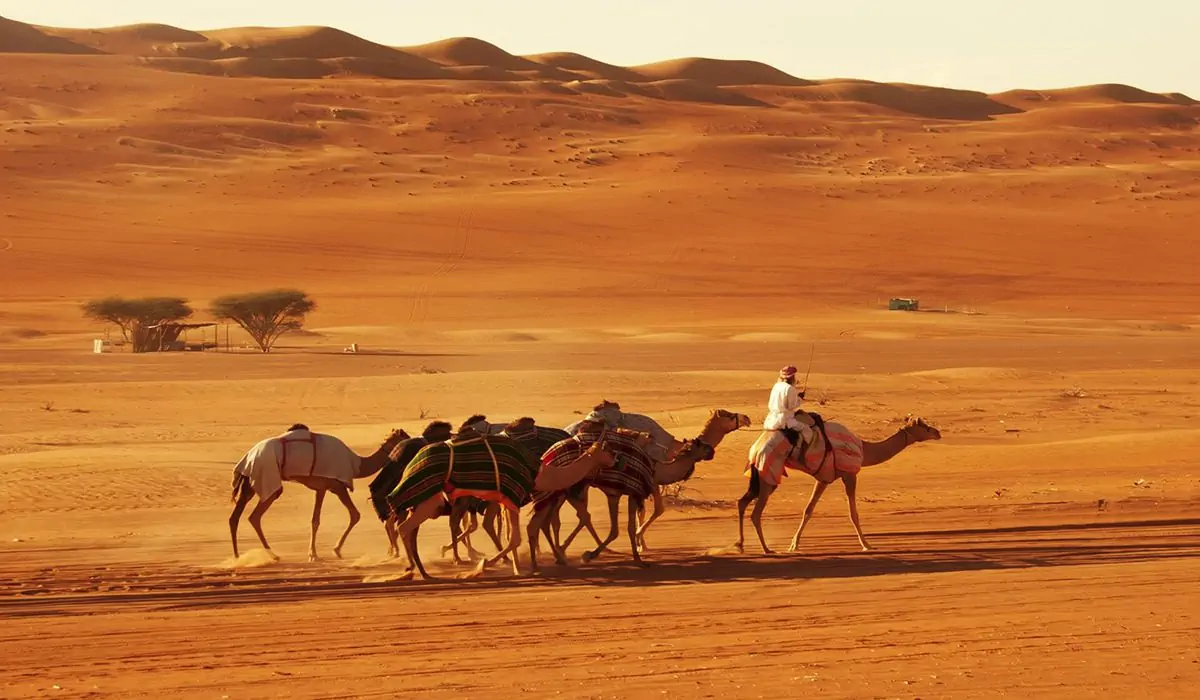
[792,410,837,480]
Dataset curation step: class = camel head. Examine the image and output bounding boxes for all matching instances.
[504,416,537,433]
[458,414,489,433]
[707,408,753,433]
[903,415,942,442]
[421,421,454,443]
[383,428,410,448]
[585,439,619,470]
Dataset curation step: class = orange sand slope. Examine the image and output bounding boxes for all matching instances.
[2,15,1199,326]
[3,14,1200,700]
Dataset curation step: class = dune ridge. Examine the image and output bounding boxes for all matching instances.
[5,15,1193,112]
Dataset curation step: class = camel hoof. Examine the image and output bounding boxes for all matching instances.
[581,551,597,563]
[732,542,744,554]
[635,560,651,569]
[332,547,344,560]
[861,545,873,552]
[308,553,320,563]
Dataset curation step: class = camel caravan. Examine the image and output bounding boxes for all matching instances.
[228,370,942,579]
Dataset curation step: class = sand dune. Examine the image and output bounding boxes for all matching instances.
[632,56,810,86]
[523,51,648,82]
[0,15,102,54]
[993,83,1196,107]
[792,80,1023,120]
[37,22,209,55]
[402,36,543,72]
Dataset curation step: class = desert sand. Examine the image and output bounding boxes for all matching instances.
[2,15,1200,699]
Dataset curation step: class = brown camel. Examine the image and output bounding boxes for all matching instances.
[735,414,942,554]
[441,416,576,565]
[547,409,750,567]
[525,428,654,573]
[633,409,752,550]
[554,410,750,554]
[229,425,409,562]
[387,432,618,580]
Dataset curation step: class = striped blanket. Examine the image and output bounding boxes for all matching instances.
[386,434,539,513]
[536,424,656,505]
[367,436,432,522]
[746,420,864,486]
[502,424,572,459]
[234,428,362,499]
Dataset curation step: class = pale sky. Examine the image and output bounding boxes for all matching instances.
[4,0,1197,96]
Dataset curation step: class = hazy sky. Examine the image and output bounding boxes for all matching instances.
[5,0,1197,95]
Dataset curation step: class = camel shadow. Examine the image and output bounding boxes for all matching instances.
[7,518,1197,616]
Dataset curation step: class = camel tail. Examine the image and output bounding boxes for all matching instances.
[231,471,250,504]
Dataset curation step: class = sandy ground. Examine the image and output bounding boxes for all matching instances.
[3,16,1200,699]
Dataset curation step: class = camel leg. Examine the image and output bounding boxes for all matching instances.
[549,505,563,549]
[788,481,829,552]
[526,505,547,574]
[527,503,568,574]
[247,489,282,560]
[462,510,483,559]
[635,487,665,551]
[482,504,505,553]
[628,497,649,567]
[734,470,760,554]
[441,508,462,559]
[537,501,570,565]
[561,492,604,550]
[228,479,254,559]
[750,482,777,555]
[471,507,523,578]
[581,494,622,564]
[329,483,360,560]
[397,496,445,580]
[443,501,471,565]
[385,514,400,559]
[308,489,326,562]
[843,475,872,551]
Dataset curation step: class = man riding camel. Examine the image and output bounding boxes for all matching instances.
[763,365,812,448]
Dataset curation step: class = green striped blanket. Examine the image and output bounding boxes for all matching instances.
[502,424,571,459]
[386,434,539,513]
[368,437,432,522]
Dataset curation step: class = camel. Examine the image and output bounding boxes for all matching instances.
[565,400,687,463]
[386,430,617,579]
[525,425,656,573]
[735,413,942,555]
[540,409,750,567]
[366,421,454,559]
[633,408,752,549]
[556,400,688,549]
[229,424,409,562]
[442,416,574,564]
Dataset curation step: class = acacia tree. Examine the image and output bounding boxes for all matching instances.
[81,296,193,352]
[210,289,315,353]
